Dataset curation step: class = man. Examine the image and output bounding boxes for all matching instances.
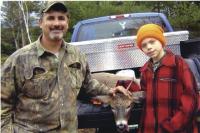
[1,2,130,133]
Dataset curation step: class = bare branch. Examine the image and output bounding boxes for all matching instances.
[18,1,31,43]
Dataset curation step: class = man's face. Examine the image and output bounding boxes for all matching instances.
[39,11,69,41]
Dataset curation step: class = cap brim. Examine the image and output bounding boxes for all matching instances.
[43,2,67,13]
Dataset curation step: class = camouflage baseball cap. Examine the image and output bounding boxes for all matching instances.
[42,1,68,13]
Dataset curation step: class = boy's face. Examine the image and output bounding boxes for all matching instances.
[39,11,69,41]
[141,38,164,62]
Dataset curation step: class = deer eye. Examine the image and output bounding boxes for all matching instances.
[112,109,116,113]
[126,105,131,112]
[126,105,131,109]
[111,107,116,112]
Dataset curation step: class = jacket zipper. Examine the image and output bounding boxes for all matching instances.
[153,72,158,133]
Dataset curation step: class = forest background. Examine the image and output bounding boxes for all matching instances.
[1,1,200,63]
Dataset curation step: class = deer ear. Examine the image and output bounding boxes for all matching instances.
[131,91,146,103]
[92,95,111,104]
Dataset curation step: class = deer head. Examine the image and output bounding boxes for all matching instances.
[91,72,144,132]
[92,91,145,133]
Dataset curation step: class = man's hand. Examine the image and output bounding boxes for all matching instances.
[109,86,132,99]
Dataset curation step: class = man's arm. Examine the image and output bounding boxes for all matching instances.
[81,63,110,97]
[1,57,17,132]
[80,62,131,99]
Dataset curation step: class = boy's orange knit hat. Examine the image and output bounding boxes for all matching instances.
[136,24,166,49]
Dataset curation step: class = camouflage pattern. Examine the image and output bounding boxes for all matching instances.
[1,37,109,133]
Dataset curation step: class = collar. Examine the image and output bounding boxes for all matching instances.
[36,35,68,57]
[140,49,176,72]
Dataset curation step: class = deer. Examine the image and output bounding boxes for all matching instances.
[91,72,145,133]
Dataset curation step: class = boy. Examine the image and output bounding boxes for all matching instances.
[136,24,198,133]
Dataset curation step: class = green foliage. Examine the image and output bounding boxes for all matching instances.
[1,28,16,54]
[134,1,200,39]
[1,1,41,51]
[167,2,200,38]
[1,54,9,65]
[29,27,41,42]
[1,41,16,55]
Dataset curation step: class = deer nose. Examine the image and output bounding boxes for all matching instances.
[117,124,129,133]
[118,123,126,129]
[116,120,128,132]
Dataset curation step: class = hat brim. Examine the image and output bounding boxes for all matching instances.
[43,2,67,13]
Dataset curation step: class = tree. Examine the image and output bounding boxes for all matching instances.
[18,1,32,43]
[1,1,40,50]
[138,1,200,38]
[170,2,200,38]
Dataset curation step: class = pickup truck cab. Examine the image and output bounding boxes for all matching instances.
[71,12,173,42]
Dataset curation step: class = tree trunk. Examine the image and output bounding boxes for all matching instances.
[18,1,32,44]
[21,28,26,47]
[12,31,19,50]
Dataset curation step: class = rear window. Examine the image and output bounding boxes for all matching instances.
[76,16,168,42]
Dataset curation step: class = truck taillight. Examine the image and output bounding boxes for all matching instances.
[110,14,130,20]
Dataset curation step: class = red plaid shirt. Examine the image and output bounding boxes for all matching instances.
[138,50,199,133]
